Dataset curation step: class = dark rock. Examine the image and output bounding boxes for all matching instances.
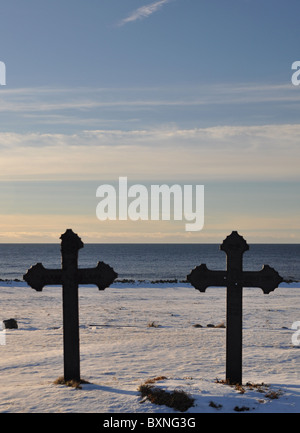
[3,318,18,329]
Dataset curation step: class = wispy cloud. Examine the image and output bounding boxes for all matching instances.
[1,82,300,134]
[118,0,171,26]
[1,83,299,114]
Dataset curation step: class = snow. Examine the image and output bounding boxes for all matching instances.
[0,281,299,413]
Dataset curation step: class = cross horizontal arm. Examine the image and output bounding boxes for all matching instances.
[187,264,227,292]
[240,265,283,294]
[77,261,118,290]
[23,263,62,292]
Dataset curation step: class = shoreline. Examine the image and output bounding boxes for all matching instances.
[0,278,299,289]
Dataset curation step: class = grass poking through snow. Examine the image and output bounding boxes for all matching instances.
[53,377,91,389]
[138,376,194,412]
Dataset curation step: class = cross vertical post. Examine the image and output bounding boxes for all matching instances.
[221,232,248,385]
[23,229,118,383]
[187,231,282,385]
[60,230,83,382]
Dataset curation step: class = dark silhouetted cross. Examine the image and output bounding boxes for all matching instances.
[187,231,282,385]
[23,229,118,382]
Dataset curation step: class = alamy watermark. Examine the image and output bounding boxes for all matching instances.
[96,177,204,231]
[0,61,6,86]
[291,61,300,86]
[0,321,6,345]
[291,321,300,346]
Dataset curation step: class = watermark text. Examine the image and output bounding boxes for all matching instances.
[0,61,6,86]
[291,61,300,86]
[0,321,6,345]
[96,177,204,231]
[292,321,300,346]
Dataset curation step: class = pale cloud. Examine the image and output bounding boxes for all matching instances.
[117,0,171,26]
[0,123,299,244]
[0,124,299,181]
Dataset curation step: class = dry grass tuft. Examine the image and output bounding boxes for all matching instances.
[209,400,223,409]
[264,389,283,399]
[234,405,250,412]
[53,376,90,389]
[144,376,168,384]
[215,378,283,400]
[138,377,194,412]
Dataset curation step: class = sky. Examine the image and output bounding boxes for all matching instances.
[0,0,299,243]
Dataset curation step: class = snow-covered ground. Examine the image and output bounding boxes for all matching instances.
[0,281,299,413]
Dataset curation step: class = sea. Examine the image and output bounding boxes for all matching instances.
[0,243,299,283]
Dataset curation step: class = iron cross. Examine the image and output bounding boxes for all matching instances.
[187,231,282,385]
[23,229,118,382]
